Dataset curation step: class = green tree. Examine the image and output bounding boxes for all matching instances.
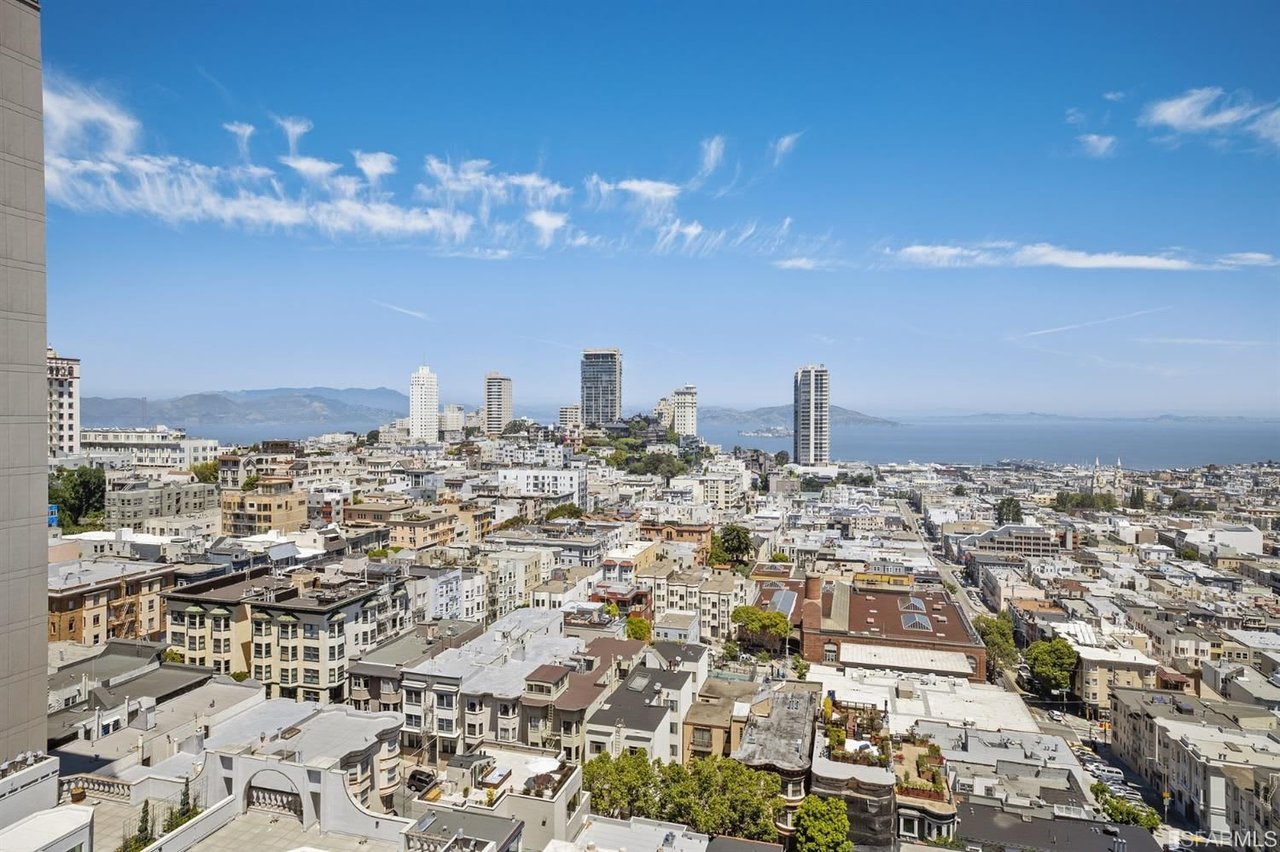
[793,795,853,852]
[994,496,1023,525]
[722,641,740,660]
[793,655,810,680]
[602,601,620,619]
[48,466,106,528]
[189,460,219,483]
[162,648,185,663]
[720,524,753,564]
[625,615,652,642]
[774,450,790,465]
[502,420,527,436]
[1025,637,1078,695]
[240,474,260,492]
[546,504,584,521]
[770,552,790,562]
[953,484,967,496]
[582,751,661,819]
[365,429,380,444]
[974,610,1018,670]
[708,533,729,566]
[1128,486,1146,509]
[731,606,792,650]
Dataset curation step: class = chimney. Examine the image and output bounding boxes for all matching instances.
[805,573,822,601]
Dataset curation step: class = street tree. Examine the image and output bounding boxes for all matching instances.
[1025,637,1078,695]
[720,524,753,564]
[994,496,1023,525]
[793,795,853,852]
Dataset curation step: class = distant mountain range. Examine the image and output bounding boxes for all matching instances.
[700,404,897,429]
[83,387,410,442]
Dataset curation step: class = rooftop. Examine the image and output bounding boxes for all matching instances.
[732,683,819,772]
[48,557,173,591]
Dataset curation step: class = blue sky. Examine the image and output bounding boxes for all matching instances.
[42,2,1280,415]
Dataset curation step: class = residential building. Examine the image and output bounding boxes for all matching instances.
[409,364,440,442]
[732,682,821,834]
[496,468,588,507]
[104,477,219,530]
[584,665,695,762]
[581,348,622,426]
[220,476,307,536]
[672,384,697,437]
[48,558,177,644]
[485,372,513,434]
[46,347,79,457]
[1,0,52,759]
[652,396,673,429]
[440,402,466,439]
[81,425,220,475]
[559,405,582,430]
[164,565,410,699]
[793,364,830,465]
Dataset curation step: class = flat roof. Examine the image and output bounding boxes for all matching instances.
[838,644,975,677]
[48,557,172,591]
[0,805,94,848]
[733,684,819,772]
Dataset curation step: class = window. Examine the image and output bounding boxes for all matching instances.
[351,675,366,689]
[823,642,838,663]
[304,646,320,662]
[436,693,455,709]
[438,718,454,733]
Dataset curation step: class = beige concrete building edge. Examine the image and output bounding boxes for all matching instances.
[0,0,50,758]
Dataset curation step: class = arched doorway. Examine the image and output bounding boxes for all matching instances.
[244,768,303,822]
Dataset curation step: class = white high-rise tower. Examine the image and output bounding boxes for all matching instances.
[484,372,513,435]
[793,365,830,465]
[672,385,697,437]
[409,365,440,442]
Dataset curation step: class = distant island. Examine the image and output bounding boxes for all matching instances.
[701,404,897,432]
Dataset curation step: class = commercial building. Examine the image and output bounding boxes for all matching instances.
[409,364,440,442]
[793,364,830,465]
[485,372,513,434]
[46,347,79,457]
[0,0,51,760]
[581,348,622,426]
[672,384,698,437]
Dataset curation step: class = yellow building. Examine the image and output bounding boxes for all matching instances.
[221,476,307,536]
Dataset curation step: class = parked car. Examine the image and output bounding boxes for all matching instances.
[1048,710,1064,722]
[407,769,437,793]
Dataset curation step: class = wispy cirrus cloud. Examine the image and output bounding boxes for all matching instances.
[372,300,429,320]
[1065,107,1086,125]
[886,240,1273,272]
[773,256,830,271]
[1077,133,1117,158]
[688,135,725,188]
[525,209,568,248]
[1103,91,1126,102]
[1011,306,1172,340]
[770,131,803,167]
[222,121,254,161]
[1139,86,1280,149]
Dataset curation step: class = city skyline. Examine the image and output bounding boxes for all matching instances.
[39,3,1280,415]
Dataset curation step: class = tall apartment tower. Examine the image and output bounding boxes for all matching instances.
[0,0,52,757]
[409,365,440,443]
[672,385,698,438]
[47,346,80,456]
[580,348,622,426]
[559,405,582,430]
[484,372,513,435]
[793,364,830,465]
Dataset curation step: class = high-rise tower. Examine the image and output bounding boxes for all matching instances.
[0,0,51,757]
[793,365,830,465]
[484,372,513,435]
[409,365,440,442]
[580,348,622,426]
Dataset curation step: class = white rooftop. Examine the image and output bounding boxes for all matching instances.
[838,644,974,677]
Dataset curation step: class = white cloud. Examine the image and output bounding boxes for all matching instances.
[273,115,313,156]
[353,151,396,187]
[280,155,342,183]
[689,135,725,187]
[419,157,571,224]
[891,241,1204,271]
[1077,133,1117,158]
[1139,87,1280,149]
[1218,251,1278,267]
[1103,91,1126,102]
[1065,107,1086,125]
[773,256,826,271]
[43,76,139,159]
[771,131,803,167]
[525,209,568,247]
[222,122,255,161]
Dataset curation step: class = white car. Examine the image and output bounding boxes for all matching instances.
[1048,710,1064,722]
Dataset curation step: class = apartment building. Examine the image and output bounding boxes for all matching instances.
[48,558,177,644]
[637,520,714,563]
[220,476,307,536]
[957,524,1063,564]
[484,372,513,434]
[495,468,588,508]
[641,566,749,642]
[793,364,830,465]
[406,565,487,622]
[1109,688,1280,843]
[580,348,622,426]
[584,665,696,762]
[104,477,219,530]
[163,566,410,700]
[1070,639,1159,718]
[479,549,556,621]
[558,405,582,430]
[47,347,80,457]
[82,425,219,474]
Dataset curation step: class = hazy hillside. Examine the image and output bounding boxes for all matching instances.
[700,404,897,429]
